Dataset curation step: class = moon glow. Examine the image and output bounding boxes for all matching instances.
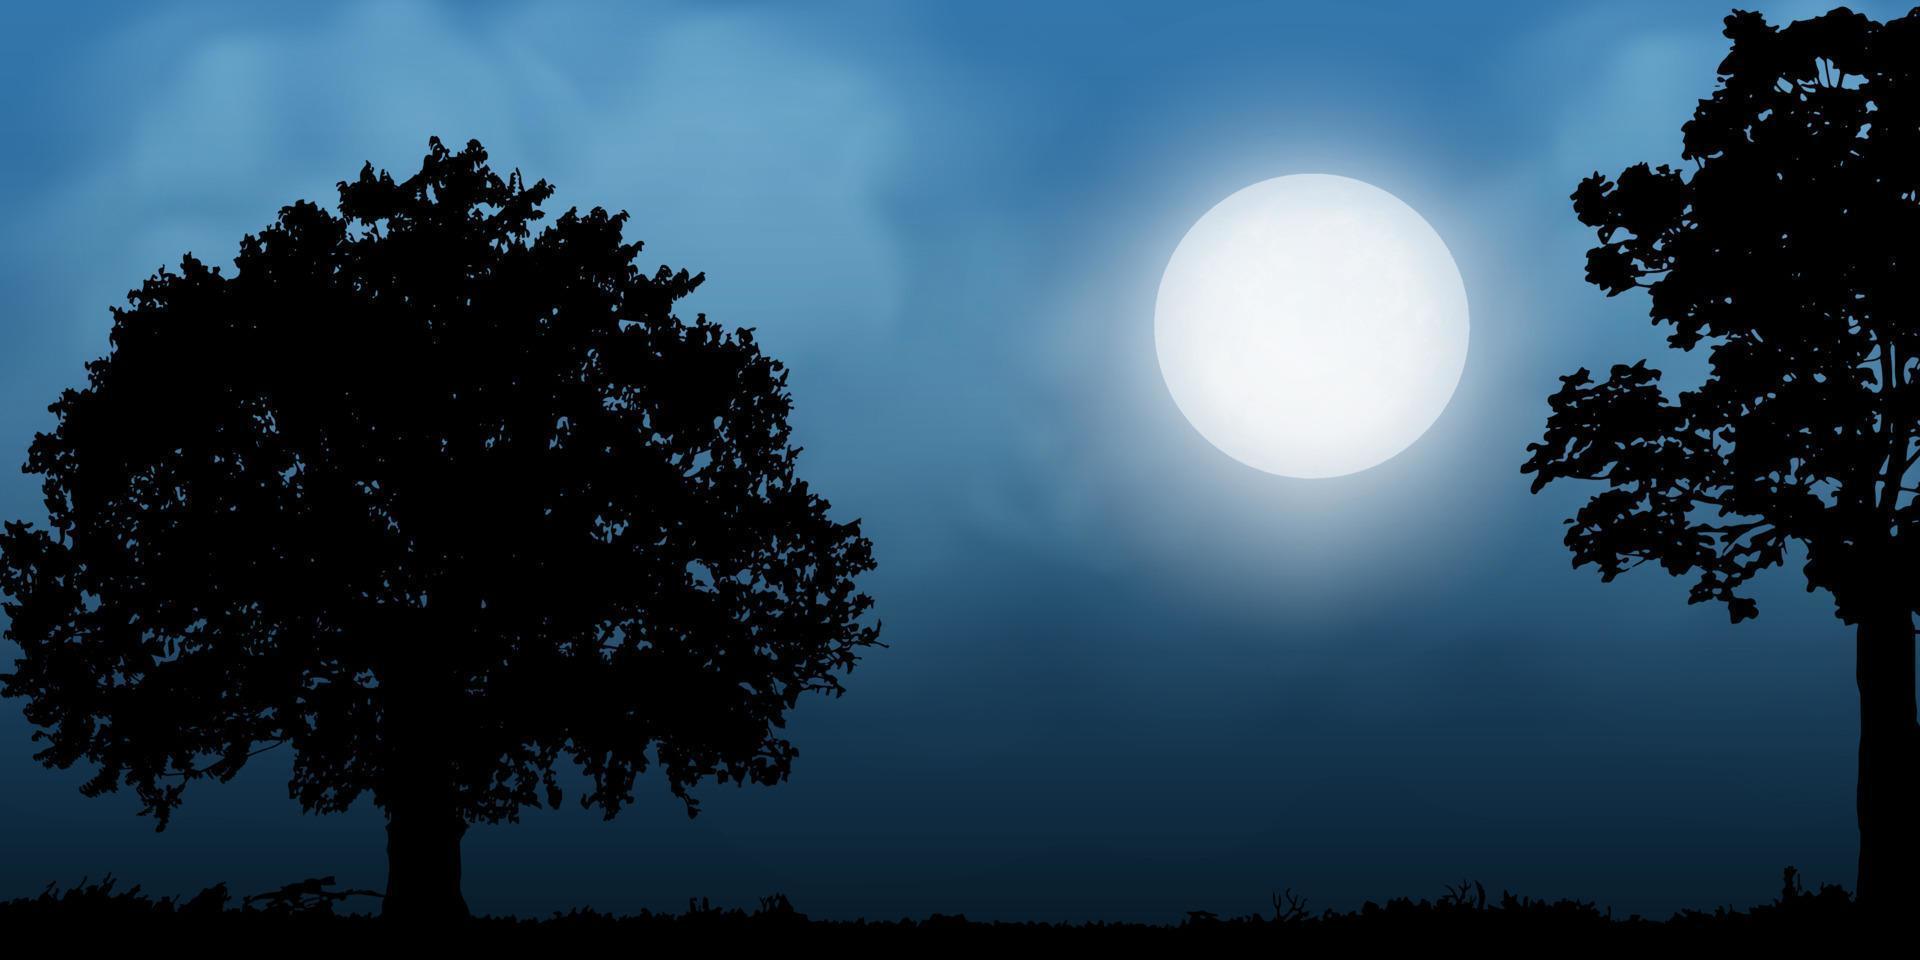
[1154,174,1469,479]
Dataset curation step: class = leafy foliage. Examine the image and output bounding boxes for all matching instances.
[1523,7,1920,624]
[0,138,879,830]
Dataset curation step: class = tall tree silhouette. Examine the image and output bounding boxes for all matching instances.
[1523,7,1920,905]
[0,138,880,920]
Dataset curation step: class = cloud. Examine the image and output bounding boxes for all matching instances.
[21,1,907,364]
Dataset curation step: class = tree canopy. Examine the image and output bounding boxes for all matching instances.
[1523,6,1920,625]
[0,138,880,843]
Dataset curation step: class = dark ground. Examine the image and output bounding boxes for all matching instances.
[0,867,1880,945]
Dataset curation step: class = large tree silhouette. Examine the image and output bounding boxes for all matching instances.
[0,138,880,920]
[1524,7,1920,905]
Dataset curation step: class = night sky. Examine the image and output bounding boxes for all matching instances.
[0,0,1901,921]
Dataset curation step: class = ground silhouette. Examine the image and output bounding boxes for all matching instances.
[1523,6,1920,906]
[0,868,1864,945]
[0,138,880,921]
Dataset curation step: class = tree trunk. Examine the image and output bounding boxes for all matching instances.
[380,657,470,922]
[382,767,470,921]
[1855,602,1919,908]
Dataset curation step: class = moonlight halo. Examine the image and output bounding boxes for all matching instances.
[1154,174,1469,479]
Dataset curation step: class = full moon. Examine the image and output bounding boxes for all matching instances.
[1154,174,1469,479]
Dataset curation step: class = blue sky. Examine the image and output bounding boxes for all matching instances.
[0,0,1904,921]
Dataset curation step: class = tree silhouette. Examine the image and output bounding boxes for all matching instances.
[1523,7,1920,906]
[0,138,880,920]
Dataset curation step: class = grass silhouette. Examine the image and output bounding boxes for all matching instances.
[2,868,1864,942]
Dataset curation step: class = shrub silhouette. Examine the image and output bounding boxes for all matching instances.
[0,138,880,921]
[1522,6,1920,906]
